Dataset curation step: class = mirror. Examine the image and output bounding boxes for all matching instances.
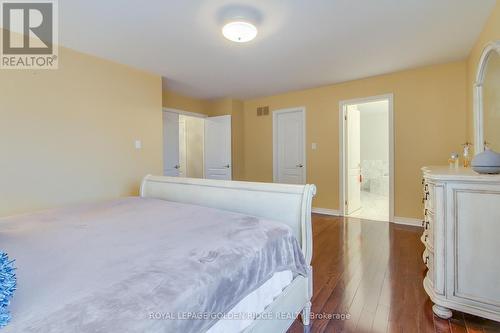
[483,47,500,152]
[474,41,500,153]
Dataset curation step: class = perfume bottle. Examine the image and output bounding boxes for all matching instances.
[462,142,472,168]
[448,152,459,169]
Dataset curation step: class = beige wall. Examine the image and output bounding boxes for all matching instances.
[182,116,205,178]
[206,98,234,117]
[467,0,500,143]
[242,62,467,218]
[0,45,162,217]
[162,89,209,114]
[230,100,245,180]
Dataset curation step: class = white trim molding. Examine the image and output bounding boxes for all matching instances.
[312,207,341,216]
[162,107,208,118]
[473,40,500,154]
[394,216,423,227]
[310,208,423,227]
[338,94,395,222]
[272,107,307,184]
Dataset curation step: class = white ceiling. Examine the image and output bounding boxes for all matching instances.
[59,0,495,99]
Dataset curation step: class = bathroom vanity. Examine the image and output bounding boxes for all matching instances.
[421,166,500,321]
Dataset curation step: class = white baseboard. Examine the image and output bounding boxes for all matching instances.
[312,208,422,228]
[312,207,341,216]
[394,216,423,227]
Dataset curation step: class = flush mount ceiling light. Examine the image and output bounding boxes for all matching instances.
[222,21,258,43]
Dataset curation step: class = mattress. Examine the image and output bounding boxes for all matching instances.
[207,270,293,333]
[0,197,308,332]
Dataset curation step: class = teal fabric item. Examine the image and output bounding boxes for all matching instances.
[0,252,16,328]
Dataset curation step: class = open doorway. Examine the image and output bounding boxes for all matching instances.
[178,114,205,178]
[339,95,394,222]
[163,109,232,180]
[163,110,205,178]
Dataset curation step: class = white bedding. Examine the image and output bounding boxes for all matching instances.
[208,270,293,333]
[0,197,307,332]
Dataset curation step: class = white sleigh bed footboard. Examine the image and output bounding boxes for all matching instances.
[140,175,316,332]
[140,175,316,265]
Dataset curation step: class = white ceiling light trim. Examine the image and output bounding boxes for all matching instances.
[222,21,258,43]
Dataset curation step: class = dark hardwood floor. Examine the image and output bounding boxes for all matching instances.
[287,214,500,333]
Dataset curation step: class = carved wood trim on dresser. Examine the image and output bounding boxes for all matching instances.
[421,166,500,322]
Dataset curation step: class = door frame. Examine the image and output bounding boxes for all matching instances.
[162,110,181,177]
[178,116,187,177]
[162,108,207,178]
[338,94,394,222]
[272,107,307,184]
[162,107,207,118]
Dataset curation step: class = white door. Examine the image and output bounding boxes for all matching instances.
[204,115,232,180]
[274,109,305,185]
[346,106,361,214]
[163,111,180,176]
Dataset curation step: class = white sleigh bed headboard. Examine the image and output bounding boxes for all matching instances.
[140,175,316,264]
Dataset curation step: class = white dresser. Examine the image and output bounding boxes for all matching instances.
[421,166,500,321]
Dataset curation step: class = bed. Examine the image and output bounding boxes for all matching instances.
[0,175,316,332]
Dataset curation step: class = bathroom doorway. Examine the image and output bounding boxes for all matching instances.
[339,94,394,222]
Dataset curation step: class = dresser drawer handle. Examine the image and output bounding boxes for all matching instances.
[425,255,429,265]
[424,208,428,216]
[422,178,425,185]
[422,194,429,204]
[424,184,428,191]
[425,222,430,230]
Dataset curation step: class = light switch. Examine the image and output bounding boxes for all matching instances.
[135,140,142,149]
[312,143,318,150]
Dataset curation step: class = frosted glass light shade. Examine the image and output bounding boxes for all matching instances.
[222,21,257,43]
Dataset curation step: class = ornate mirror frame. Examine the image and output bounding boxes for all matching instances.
[474,40,500,153]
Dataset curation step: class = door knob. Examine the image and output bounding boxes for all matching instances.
[296,164,304,168]
[174,165,180,169]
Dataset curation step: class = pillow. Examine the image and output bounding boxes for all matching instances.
[0,252,16,328]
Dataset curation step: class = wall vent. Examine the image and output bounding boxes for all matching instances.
[257,106,270,116]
